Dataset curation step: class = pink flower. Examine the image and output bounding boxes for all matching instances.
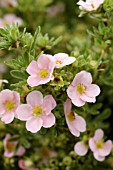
[3,134,25,158]
[16,91,56,133]
[67,70,100,107]
[26,54,55,87]
[77,0,104,11]
[74,141,88,156]
[0,14,23,28]
[64,98,86,137]
[0,89,20,124]
[0,0,17,7]
[18,159,37,170]
[54,53,76,68]
[89,129,112,161]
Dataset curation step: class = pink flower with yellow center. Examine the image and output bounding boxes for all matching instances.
[89,129,112,161]
[0,89,20,124]
[4,134,25,158]
[77,0,104,11]
[0,14,23,28]
[54,53,76,68]
[16,91,56,133]
[64,98,86,137]
[67,70,100,107]
[26,54,56,87]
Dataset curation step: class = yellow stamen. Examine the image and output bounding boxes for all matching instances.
[76,84,86,94]
[96,141,103,149]
[56,60,62,64]
[32,106,43,117]
[67,111,75,122]
[6,143,16,152]
[4,100,15,110]
[39,69,48,78]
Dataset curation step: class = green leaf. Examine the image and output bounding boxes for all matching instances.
[10,70,28,79]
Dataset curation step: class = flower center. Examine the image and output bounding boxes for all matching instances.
[91,4,95,9]
[4,100,15,110]
[76,84,86,94]
[56,60,62,64]
[39,69,48,78]
[32,106,43,117]
[67,111,75,122]
[96,141,103,149]
[6,142,16,152]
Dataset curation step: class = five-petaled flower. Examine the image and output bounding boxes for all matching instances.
[89,129,112,161]
[26,54,56,87]
[53,53,76,68]
[4,134,25,158]
[16,91,56,133]
[0,14,23,28]
[67,70,100,107]
[64,98,86,137]
[77,0,104,11]
[0,89,20,124]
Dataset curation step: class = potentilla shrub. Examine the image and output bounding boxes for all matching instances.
[0,0,113,169]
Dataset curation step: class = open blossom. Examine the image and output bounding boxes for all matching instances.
[4,134,25,158]
[26,54,55,87]
[16,91,56,133]
[53,53,76,68]
[0,0,17,7]
[18,159,37,170]
[0,14,23,28]
[74,141,88,156]
[0,89,20,124]
[77,0,104,11]
[67,70,100,107]
[64,98,86,137]
[89,129,112,161]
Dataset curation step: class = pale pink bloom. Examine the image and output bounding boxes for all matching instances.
[26,54,56,87]
[67,70,100,107]
[16,91,56,133]
[89,129,112,161]
[77,0,104,11]
[18,159,37,170]
[0,14,23,28]
[4,134,25,158]
[0,0,17,7]
[0,89,20,124]
[47,2,65,17]
[74,141,88,156]
[64,98,86,137]
[53,53,76,68]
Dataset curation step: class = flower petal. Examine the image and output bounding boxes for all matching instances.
[71,97,85,107]
[99,140,112,156]
[89,138,97,152]
[0,89,13,102]
[16,104,32,120]
[74,115,86,132]
[80,94,96,103]
[43,95,56,115]
[27,91,43,107]
[1,111,14,124]
[94,129,104,141]
[64,98,72,115]
[93,151,105,161]
[26,60,38,75]
[27,75,41,87]
[42,113,55,128]
[85,84,100,97]
[26,117,43,133]
[16,146,25,156]
[74,141,88,156]
[72,71,92,86]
